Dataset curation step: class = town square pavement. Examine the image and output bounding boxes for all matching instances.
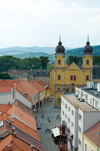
[34,97,61,151]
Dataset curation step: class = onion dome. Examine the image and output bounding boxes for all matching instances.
[83,36,93,54]
[55,36,65,53]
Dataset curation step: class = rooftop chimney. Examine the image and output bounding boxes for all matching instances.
[8,102,10,107]
[9,116,13,122]
[31,145,34,151]
[12,126,15,133]
[8,144,11,151]
[14,131,17,137]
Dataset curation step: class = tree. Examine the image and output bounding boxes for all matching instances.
[0,72,11,79]
[67,56,74,65]
[40,56,49,69]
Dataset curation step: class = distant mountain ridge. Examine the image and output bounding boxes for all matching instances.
[0,45,100,59]
[65,45,100,57]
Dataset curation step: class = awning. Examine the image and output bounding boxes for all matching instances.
[52,127,60,137]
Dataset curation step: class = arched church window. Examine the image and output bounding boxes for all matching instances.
[58,59,61,64]
[86,60,89,65]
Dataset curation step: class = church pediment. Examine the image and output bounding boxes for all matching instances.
[67,62,80,70]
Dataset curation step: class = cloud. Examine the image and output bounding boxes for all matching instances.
[89,14,100,22]
[4,24,16,29]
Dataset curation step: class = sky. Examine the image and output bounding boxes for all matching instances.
[0,0,100,48]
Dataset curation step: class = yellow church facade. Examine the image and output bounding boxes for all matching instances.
[50,38,94,107]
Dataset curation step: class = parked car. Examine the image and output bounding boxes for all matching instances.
[37,123,41,130]
[49,98,52,102]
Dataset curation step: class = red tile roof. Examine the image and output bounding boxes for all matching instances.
[0,121,46,151]
[0,134,31,151]
[16,81,39,96]
[30,80,45,92]
[0,87,12,93]
[0,80,19,88]
[14,100,33,117]
[0,104,12,113]
[38,80,47,87]
[15,86,32,103]
[83,121,100,147]
[38,80,50,91]
[0,112,40,141]
[7,104,37,130]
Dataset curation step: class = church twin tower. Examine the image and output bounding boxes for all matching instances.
[50,37,93,107]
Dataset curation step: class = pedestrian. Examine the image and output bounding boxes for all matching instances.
[45,128,47,133]
[37,109,38,113]
[47,117,49,121]
[42,114,44,118]
[35,116,37,121]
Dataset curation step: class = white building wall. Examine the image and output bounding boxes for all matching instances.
[0,93,15,104]
[15,90,32,109]
[61,95,78,149]
[83,112,100,132]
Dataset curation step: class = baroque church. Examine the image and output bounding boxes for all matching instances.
[50,37,100,107]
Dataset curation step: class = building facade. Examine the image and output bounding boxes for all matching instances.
[50,37,100,107]
[29,69,50,86]
[61,82,100,151]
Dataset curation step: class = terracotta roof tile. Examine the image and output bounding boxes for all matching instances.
[0,87,12,93]
[30,80,45,92]
[38,80,50,91]
[16,81,39,96]
[0,104,12,113]
[15,87,32,103]
[0,112,40,141]
[14,100,33,117]
[38,80,47,87]
[83,121,100,147]
[0,134,31,151]
[7,104,37,130]
[1,121,46,151]
[0,80,19,88]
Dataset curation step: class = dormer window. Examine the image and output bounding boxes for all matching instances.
[58,59,61,64]
[86,60,89,65]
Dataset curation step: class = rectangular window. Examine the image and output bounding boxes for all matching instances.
[85,144,87,151]
[58,88,60,90]
[72,110,74,115]
[58,75,61,80]
[79,139,81,145]
[79,126,81,133]
[65,104,67,108]
[65,114,67,118]
[71,122,74,127]
[90,98,92,105]
[74,75,76,80]
[68,117,70,123]
[70,75,73,80]
[79,114,82,120]
[86,75,89,80]
[68,107,70,112]
[70,75,76,80]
